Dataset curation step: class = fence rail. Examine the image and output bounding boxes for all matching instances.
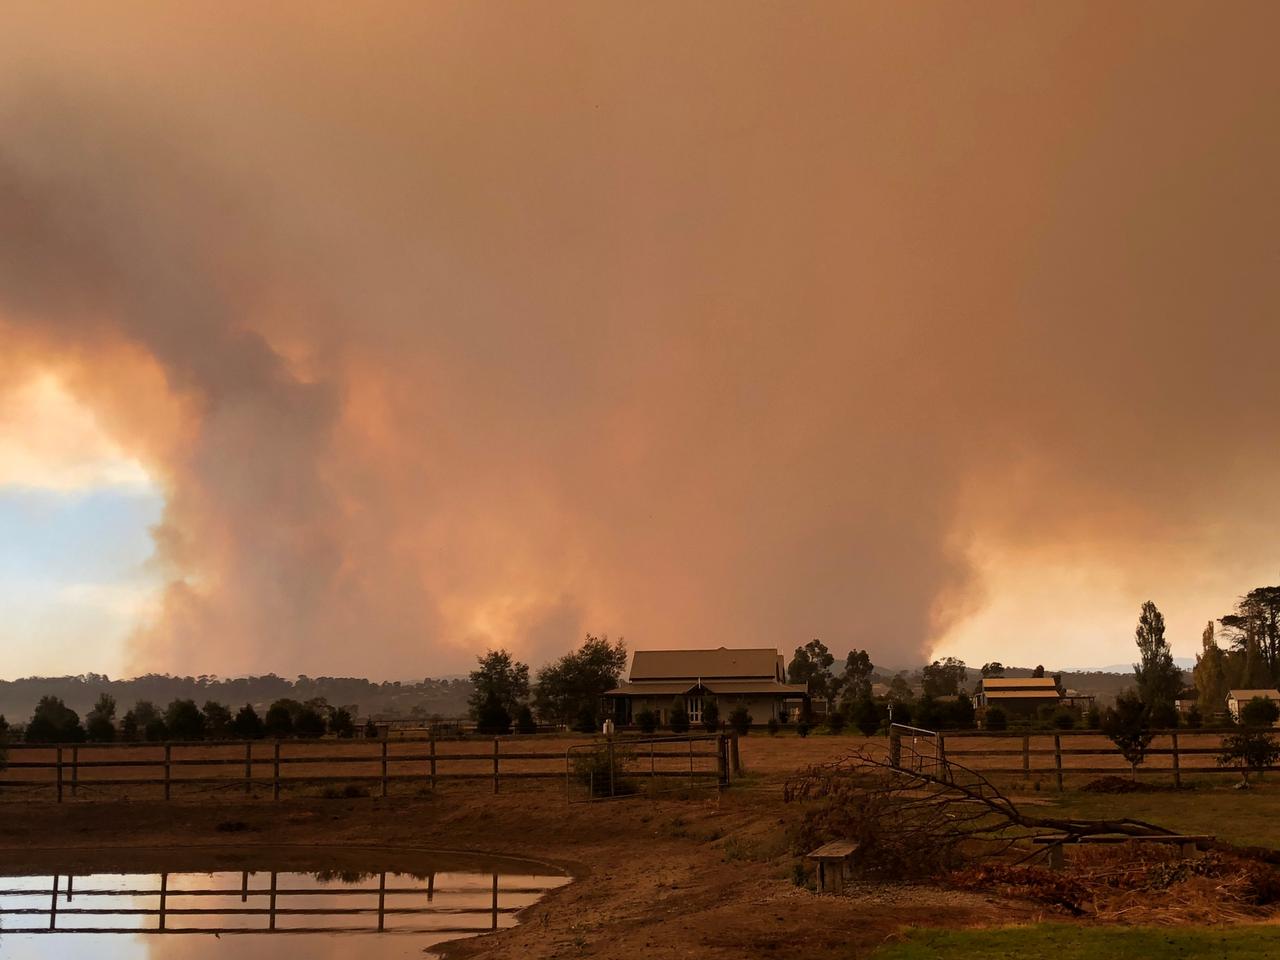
[0,734,733,803]
[890,727,1271,790]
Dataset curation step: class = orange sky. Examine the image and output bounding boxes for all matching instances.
[1,3,1279,677]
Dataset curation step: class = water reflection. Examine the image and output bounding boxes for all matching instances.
[0,864,568,958]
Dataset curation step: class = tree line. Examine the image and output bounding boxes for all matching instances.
[9,693,367,744]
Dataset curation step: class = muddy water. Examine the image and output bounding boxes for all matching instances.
[0,854,569,958]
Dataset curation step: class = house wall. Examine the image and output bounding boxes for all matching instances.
[617,693,786,727]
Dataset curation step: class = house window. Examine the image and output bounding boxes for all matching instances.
[686,696,703,724]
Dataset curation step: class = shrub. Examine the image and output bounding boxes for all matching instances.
[796,720,810,738]
[1101,691,1153,779]
[514,704,537,734]
[635,709,658,734]
[364,718,380,739]
[1052,708,1076,730]
[1149,701,1179,729]
[984,707,1007,731]
[1185,705,1203,729]
[1084,705,1102,729]
[766,716,780,736]
[825,710,846,735]
[573,704,598,734]
[144,717,169,742]
[701,699,721,733]
[570,743,636,797]
[1219,728,1280,783]
[669,699,691,734]
[728,705,751,736]
[86,714,116,743]
[853,696,880,736]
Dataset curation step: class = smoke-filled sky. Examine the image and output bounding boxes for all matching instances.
[2,2,1279,680]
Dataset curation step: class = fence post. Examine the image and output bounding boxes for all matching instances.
[244,741,252,796]
[158,872,167,930]
[688,737,694,787]
[71,746,78,799]
[889,728,901,768]
[429,729,437,791]
[381,738,389,798]
[492,738,500,795]
[1171,731,1181,788]
[164,743,172,801]
[56,747,63,804]
[716,734,726,787]
[272,741,281,801]
[1053,734,1064,792]
[1022,735,1030,776]
[730,733,741,775]
[607,736,615,797]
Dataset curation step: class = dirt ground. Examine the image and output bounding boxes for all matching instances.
[0,734,1056,959]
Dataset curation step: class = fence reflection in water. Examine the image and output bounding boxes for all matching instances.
[0,869,569,935]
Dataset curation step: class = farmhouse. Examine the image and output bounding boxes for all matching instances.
[974,676,1062,717]
[604,647,808,727]
[1226,688,1280,722]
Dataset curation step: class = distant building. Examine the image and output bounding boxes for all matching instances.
[1061,689,1096,710]
[1226,689,1280,722]
[604,647,808,726]
[974,676,1062,716]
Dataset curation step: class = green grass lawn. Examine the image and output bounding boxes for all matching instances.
[874,924,1280,959]
[1031,780,1280,848]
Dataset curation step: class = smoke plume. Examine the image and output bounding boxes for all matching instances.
[2,3,1279,675]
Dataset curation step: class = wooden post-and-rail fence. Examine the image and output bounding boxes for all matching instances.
[0,733,732,802]
[891,728,1267,790]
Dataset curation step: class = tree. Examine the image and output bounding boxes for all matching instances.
[727,705,751,735]
[1219,726,1280,784]
[1032,665,1045,678]
[921,658,967,698]
[838,650,874,703]
[669,698,690,734]
[634,709,657,734]
[265,701,295,738]
[201,701,233,739]
[468,649,530,721]
[513,704,537,734]
[825,709,846,734]
[853,696,881,736]
[701,699,720,733]
[475,690,512,735]
[788,639,836,705]
[1193,621,1229,718]
[1221,586,1280,682]
[1241,696,1280,728]
[329,707,356,738]
[163,699,206,740]
[952,693,976,730]
[984,707,1007,731]
[25,696,85,743]
[364,718,380,739]
[532,635,627,730]
[294,705,327,738]
[1133,601,1182,715]
[980,662,1005,678]
[231,704,266,739]
[86,693,117,743]
[1101,691,1154,779]
[888,675,913,701]
[120,710,140,742]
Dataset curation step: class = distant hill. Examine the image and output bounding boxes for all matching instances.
[0,674,473,724]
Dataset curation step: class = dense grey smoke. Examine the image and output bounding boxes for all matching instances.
[1,4,1279,676]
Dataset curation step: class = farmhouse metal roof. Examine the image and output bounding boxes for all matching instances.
[978,677,1059,690]
[604,679,807,697]
[628,647,785,682]
[980,689,1062,701]
[1227,689,1280,700]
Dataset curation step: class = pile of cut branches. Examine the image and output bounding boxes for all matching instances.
[784,743,1177,879]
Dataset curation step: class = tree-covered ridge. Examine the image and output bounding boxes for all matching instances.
[0,674,472,725]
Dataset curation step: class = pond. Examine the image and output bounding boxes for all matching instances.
[0,848,569,958]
